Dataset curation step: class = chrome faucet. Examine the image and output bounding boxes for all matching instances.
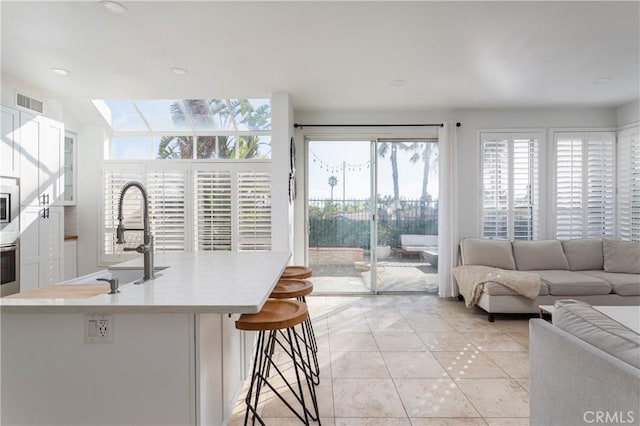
[116,181,154,282]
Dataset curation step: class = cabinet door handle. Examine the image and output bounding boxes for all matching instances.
[41,208,46,219]
[46,194,50,205]
[40,194,45,206]
[46,208,50,219]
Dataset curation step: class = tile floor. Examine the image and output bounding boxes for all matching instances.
[229,294,532,425]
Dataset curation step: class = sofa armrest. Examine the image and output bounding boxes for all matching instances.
[529,319,640,426]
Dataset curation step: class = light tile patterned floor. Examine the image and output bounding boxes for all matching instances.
[230,295,531,425]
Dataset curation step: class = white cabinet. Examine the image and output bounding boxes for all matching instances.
[63,239,77,280]
[1,106,20,177]
[20,206,64,291]
[19,112,63,207]
[10,107,66,290]
[222,314,243,420]
[63,132,76,205]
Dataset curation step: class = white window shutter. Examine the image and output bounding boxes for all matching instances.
[237,171,272,251]
[193,169,233,251]
[512,137,540,240]
[555,133,584,239]
[618,126,640,242]
[482,134,509,239]
[102,164,144,258]
[147,168,187,251]
[481,132,540,240]
[554,131,615,239]
[586,133,615,238]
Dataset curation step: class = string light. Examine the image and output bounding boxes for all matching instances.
[309,149,370,173]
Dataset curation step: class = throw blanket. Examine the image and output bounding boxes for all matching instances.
[452,265,541,307]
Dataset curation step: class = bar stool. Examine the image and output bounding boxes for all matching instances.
[270,279,320,385]
[237,299,320,425]
[281,265,313,280]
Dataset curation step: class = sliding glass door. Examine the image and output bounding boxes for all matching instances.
[375,139,439,292]
[306,138,438,294]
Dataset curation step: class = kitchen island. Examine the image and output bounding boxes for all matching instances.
[1,251,290,426]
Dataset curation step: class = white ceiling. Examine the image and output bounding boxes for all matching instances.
[1,1,639,113]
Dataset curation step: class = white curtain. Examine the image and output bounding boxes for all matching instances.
[438,122,459,297]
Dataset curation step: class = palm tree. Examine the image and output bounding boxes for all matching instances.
[328,175,338,201]
[157,99,271,159]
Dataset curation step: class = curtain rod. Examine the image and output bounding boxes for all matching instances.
[293,122,461,129]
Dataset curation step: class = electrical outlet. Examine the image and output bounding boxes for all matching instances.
[85,314,114,343]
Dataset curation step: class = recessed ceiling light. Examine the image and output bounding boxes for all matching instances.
[172,67,189,76]
[51,68,70,76]
[100,1,127,15]
[592,77,612,85]
[390,79,406,87]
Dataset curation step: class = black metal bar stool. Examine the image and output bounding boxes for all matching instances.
[236,299,321,425]
[279,266,319,376]
[270,279,320,385]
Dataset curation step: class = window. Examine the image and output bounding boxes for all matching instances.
[481,132,541,240]
[554,131,615,239]
[95,98,272,160]
[617,126,640,242]
[101,161,271,263]
[100,98,273,263]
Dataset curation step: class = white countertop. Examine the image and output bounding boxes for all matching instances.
[1,251,290,314]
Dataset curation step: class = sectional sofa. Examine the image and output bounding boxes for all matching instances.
[457,237,640,321]
[529,301,639,425]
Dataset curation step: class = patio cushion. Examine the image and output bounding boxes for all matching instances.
[460,238,516,270]
[512,240,569,271]
[562,238,604,271]
[536,270,612,296]
[578,271,640,296]
[483,280,549,296]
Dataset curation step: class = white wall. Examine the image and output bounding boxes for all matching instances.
[76,126,110,275]
[269,92,294,258]
[616,100,640,127]
[293,106,617,263]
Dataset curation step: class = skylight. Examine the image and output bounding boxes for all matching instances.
[92,98,271,133]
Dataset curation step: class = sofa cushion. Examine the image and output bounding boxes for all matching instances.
[578,271,640,296]
[553,300,640,369]
[512,240,569,271]
[536,270,612,296]
[461,238,516,270]
[482,280,549,296]
[603,239,640,274]
[562,238,603,271]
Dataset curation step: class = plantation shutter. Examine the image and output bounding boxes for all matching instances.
[481,132,540,240]
[555,133,584,239]
[618,126,640,241]
[512,136,540,240]
[193,169,232,251]
[102,164,144,259]
[586,133,615,238]
[147,167,187,251]
[554,132,615,239]
[237,170,272,251]
[482,134,509,239]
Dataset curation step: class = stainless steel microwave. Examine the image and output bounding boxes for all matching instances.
[0,183,18,226]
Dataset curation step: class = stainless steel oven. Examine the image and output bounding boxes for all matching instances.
[0,179,20,296]
[0,243,19,296]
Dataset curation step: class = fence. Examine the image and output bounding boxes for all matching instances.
[309,198,438,249]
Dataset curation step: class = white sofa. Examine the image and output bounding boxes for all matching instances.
[458,237,640,321]
[530,302,640,425]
